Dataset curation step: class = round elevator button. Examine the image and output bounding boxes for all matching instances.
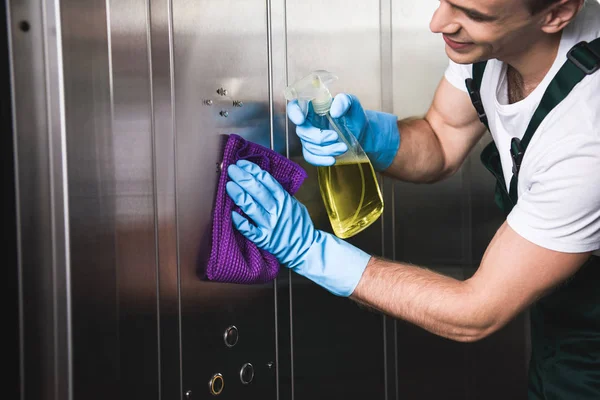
[223,325,239,348]
[239,363,254,385]
[209,373,224,396]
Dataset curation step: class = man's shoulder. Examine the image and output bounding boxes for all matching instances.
[546,72,600,138]
[444,58,504,93]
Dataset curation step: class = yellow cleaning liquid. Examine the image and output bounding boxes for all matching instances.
[318,159,384,239]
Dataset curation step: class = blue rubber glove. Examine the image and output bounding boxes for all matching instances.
[226,159,371,296]
[286,93,400,171]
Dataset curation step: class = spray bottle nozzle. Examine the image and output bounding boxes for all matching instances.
[284,70,338,115]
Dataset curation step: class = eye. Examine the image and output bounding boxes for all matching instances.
[465,11,487,22]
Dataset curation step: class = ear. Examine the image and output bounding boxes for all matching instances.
[540,0,584,34]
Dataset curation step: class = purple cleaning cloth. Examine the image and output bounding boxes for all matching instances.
[204,133,308,284]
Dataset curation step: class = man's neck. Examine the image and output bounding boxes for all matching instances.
[503,32,562,102]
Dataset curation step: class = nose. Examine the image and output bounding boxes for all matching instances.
[430,1,460,35]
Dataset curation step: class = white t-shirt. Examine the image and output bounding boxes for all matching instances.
[444,1,600,256]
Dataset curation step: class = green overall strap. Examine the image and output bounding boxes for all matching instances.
[507,38,600,202]
[465,61,489,130]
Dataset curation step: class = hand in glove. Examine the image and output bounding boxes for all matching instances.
[226,159,371,296]
[286,93,400,171]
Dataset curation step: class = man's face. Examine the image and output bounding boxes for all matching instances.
[430,0,550,64]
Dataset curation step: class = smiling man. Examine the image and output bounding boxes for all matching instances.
[225,0,600,397]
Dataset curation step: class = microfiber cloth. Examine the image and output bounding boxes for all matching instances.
[204,133,308,284]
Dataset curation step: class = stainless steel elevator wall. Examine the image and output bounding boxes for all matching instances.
[284,2,387,397]
[8,0,535,399]
[172,0,277,398]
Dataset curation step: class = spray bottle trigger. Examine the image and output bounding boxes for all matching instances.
[312,70,339,87]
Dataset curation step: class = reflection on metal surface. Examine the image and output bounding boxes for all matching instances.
[391,0,467,268]
[172,0,277,397]
[240,363,255,385]
[149,0,182,396]
[9,0,73,398]
[209,373,224,396]
[285,0,387,399]
[11,0,528,398]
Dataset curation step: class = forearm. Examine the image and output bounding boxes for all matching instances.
[351,257,495,342]
[383,117,452,183]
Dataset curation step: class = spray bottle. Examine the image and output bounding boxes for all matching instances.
[284,70,384,239]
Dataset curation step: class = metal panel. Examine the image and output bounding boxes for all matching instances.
[392,0,468,269]
[11,0,165,396]
[389,2,471,397]
[105,0,161,397]
[172,0,277,398]
[64,0,160,397]
[149,0,183,397]
[269,0,294,398]
[8,0,72,398]
[60,1,120,396]
[3,3,20,398]
[286,1,386,399]
[380,1,399,399]
[390,2,526,399]
[9,0,539,398]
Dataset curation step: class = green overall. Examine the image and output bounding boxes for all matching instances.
[466,39,600,399]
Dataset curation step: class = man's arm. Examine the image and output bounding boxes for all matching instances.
[383,78,487,183]
[351,222,591,342]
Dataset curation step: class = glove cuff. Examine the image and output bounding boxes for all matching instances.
[364,110,400,172]
[289,230,371,297]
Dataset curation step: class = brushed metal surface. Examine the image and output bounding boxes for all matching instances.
[286,1,386,399]
[268,1,294,398]
[3,3,20,398]
[391,0,469,269]
[149,0,183,397]
[61,0,155,398]
[9,0,536,398]
[105,0,161,398]
[172,0,277,397]
[390,2,471,398]
[389,2,524,398]
[380,2,399,400]
[8,0,73,398]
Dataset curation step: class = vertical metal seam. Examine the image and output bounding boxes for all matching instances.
[265,2,281,398]
[39,1,59,397]
[5,1,26,397]
[144,0,163,397]
[45,0,74,397]
[386,1,400,398]
[283,0,290,159]
[280,2,296,396]
[55,1,75,393]
[379,1,388,397]
[380,0,396,398]
[273,279,280,400]
[166,0,184,397]
[392,180,399,400]
[266,0,275,151]
[105,0,122,384]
